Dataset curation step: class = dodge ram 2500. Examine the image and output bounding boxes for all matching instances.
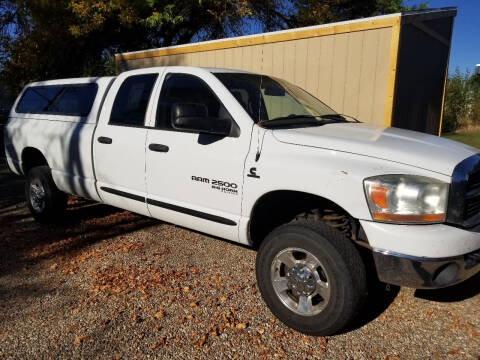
[4,66,480,335]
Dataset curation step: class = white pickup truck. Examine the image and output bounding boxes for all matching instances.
[4,66,480,335]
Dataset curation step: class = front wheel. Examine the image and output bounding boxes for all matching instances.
[256,219,367,336]
[25,166,67,223]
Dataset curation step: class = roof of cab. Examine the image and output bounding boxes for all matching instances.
[25,76,114,88]
[120,65,257,75]
[25,67,256,87]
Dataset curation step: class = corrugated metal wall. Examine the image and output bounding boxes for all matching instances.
[119,26,393,126]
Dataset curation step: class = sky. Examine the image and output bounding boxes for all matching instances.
[406,0,480,74]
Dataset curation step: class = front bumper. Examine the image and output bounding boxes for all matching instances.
[372,249,480,289]
[360,220,480,289]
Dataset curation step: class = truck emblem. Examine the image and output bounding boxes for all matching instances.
[247,167,260,179]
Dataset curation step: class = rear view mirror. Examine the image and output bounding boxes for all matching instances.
[171,103,232,136]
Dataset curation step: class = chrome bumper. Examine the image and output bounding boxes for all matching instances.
[372,249,480,289]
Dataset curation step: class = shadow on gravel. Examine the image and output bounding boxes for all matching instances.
[0,162,158,281]
[341,249,401,334]
[414,272,480,302]
[0,160,24,210]
[343,283,400,334]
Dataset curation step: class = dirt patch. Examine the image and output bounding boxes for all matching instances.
[0,164,479,359]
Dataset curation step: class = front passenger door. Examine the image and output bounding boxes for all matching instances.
[145,71,251,241]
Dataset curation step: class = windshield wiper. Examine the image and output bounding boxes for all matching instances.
[261,115,321,128]
[262,114,351,128]
[319,114,347,121]
[321,113,361,123]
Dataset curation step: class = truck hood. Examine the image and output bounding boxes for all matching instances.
[271,123,479,176]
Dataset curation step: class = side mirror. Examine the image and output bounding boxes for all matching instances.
[171,103,232,136]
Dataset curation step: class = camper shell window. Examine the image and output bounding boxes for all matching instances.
[16,83,98,117]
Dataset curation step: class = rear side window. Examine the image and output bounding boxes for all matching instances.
[16,84,98,116]
[109,74,158,127]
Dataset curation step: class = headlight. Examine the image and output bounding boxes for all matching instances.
[364,175,449,223]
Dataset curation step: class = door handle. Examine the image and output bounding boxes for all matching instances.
[149,143,169,152]
[98,136,112,144]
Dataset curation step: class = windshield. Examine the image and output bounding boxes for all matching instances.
[214,73,352,128]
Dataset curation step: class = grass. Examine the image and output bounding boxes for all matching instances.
[443,132,480,149]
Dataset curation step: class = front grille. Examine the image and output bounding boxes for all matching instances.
[447,154,480,228]
[465,193,480,219]
[467,170,480,193]
[465,169,480,220]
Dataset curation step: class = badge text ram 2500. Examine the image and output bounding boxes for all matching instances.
[4,67,480,335]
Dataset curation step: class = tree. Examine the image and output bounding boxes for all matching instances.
[0,0,288,98]
[468,74,480,126]
[290,0,428,27]
[0,0,428,103]
[442,69,480,133]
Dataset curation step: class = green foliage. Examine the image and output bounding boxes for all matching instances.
[291,0,428,26]
[0,0,429,104]
[442,68,480,134]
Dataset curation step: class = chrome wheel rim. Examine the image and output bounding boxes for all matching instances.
[30,179,46,212]
[270,247,330,316]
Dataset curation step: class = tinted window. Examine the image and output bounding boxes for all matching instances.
[156,73,231,130]
[109,74,158,126]
[214,73,335,123]
[213,73,267,122]
[16,84,98,116]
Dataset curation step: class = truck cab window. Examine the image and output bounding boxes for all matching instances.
[156,73,232,130]
[109,74,158,127]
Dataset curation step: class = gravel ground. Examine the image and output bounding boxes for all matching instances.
[0,162,479,359]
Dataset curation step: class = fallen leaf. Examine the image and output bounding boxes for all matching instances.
[73,336,93,345]
[154,311,164,319]
[189,302,198,308]
[50,263,58,270]
[321,337,328,347]
[236,323,248,330]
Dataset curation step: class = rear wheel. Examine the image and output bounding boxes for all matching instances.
[25,166,67,223]
[256,217,367,335]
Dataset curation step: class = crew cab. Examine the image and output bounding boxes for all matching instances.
[4,66,480,335]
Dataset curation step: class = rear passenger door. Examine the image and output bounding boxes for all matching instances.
[94,71,161,216]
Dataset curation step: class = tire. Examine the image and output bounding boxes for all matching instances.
[256,217,367,336]
[25,166,67,223]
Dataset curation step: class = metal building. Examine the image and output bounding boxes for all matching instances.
[116,8,456,135]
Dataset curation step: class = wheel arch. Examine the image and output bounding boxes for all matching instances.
[21,147,49,175]
[248,190,362,249]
